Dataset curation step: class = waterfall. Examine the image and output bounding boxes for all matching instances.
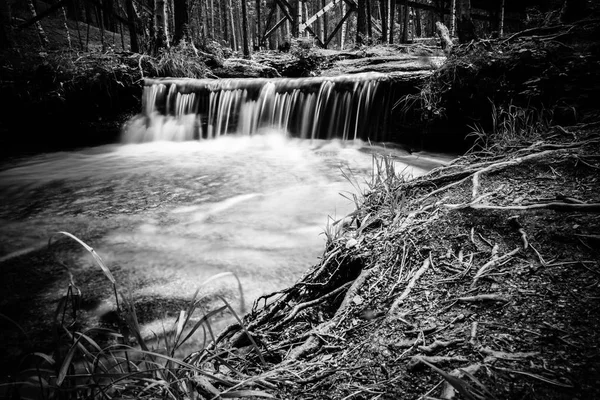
[122,72,395,143]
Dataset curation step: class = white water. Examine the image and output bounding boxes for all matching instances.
[124,73,391,143]
[0,130,455,347]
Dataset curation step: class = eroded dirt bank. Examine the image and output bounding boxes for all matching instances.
[179,20,600,400]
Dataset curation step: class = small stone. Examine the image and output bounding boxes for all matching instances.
[352,295,364,305]
[346,238,358,248]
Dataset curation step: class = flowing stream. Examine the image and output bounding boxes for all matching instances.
[0,73,456,360]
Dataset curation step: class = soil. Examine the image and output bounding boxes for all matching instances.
[1,4,600,400]
[208,128,600,400]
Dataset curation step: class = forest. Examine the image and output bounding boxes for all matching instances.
[0,0,599,399]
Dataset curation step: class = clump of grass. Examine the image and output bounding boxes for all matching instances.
[326,152,411,246]
[467,100,553,154]
[1,231,261,400]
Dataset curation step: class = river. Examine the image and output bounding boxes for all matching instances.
[0,132,455,359]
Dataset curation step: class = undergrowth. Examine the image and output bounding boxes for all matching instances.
[0,232,255,400]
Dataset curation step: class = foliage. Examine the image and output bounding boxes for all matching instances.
[281,38,329,77]
[397,17,600,150]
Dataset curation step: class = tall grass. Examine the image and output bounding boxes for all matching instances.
[322,152,411,246]
[1,232,258,400]
[467,101,553,154]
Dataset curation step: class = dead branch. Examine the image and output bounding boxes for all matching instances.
[418,339,463,354]
[408,355,470,371]
[479,347,539,361]
[458,294,509,303]
[388,257,431,315]
[469,322,478,347]
[472,247,520,287]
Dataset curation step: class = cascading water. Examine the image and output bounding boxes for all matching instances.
[122,72,394,143]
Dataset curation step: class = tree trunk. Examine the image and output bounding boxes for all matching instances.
[366,0,372,40]
[154,0,170,52]
[173,0,189,44]
[559,0,587,23]
[228,0,236,50]
[388,0,395,43]
[435,21,452,53]
[340,1,346,49]
[322,0,327,44]
[401,0,408,43]
[356,0,367,45]
[103,0,114,31]
[0,0,14,49]
[497,0,504,37]
[27,0,49,48]
[241,0,250,56]
[209,0,215,38]
[61,4,72,49]
[414,9,420,37]
[449,0,456,36]
[456,0,476,43]
[256,0,261,48]
[222,0,229,44]
[379,0,387,43]
[125,0,139,52]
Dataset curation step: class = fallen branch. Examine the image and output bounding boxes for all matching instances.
[458,294,509,303]
[408,355,469,371]
[479,347,538,361]
[418,339,463,354]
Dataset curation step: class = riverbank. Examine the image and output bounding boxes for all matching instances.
[178,18,600,400]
